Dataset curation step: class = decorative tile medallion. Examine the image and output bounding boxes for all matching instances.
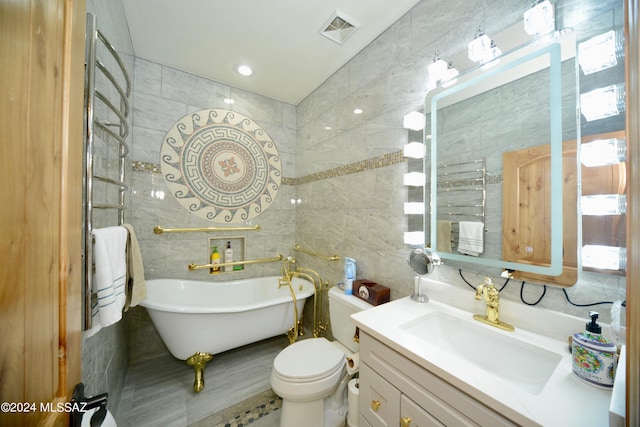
[161,109,281,223]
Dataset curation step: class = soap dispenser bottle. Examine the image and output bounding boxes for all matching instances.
[571,311,617,388]
[210,246,221,274]
[224,241,233,272]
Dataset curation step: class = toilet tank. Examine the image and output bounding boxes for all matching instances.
[328,286,373,353]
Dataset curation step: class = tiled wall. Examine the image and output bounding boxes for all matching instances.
[127,59,300,362]
[295,0,626,324]
[129,60,298,284]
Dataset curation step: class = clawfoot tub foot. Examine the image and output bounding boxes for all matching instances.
[186,352,213,393]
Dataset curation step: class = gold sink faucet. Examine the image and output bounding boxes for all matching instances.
[473,278,514,332]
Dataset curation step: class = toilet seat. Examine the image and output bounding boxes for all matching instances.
[273,338,345,383]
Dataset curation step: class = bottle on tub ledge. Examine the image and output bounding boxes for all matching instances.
[210,246,221,274]
[224,241,234,272]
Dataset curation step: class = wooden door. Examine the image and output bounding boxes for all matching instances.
[502,132,625,286]
[0,0,85,426]
[503,141,579,285]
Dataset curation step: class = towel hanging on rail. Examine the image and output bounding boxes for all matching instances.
[122,224,146,310]
[436,220,453,253]
[85,226,128,337]
[457,221,484,256]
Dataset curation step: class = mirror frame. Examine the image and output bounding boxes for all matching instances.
[425,38,568,275]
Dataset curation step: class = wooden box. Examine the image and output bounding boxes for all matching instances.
[353,279,390,306]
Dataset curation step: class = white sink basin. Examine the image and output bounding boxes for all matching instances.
[401,310,562,395]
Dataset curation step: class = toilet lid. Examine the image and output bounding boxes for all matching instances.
[273,338,345,382]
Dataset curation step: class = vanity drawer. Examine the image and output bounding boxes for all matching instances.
[401,394,445,427]
[359,362,400,427]
[360,362,448,427]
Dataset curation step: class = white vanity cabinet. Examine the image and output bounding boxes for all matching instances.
[359,362,442,427]
[358,331,520,427]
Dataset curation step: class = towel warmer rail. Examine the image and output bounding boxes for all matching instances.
[436,159,487,247]
[82,13,132,331]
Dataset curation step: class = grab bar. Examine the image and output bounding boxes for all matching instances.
[293,244,340,262]
[155,224,261,234]
[188,255,283,271]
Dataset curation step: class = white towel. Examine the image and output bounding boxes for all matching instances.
[457,221,484,256]
[437,220,453,253]
[121,223,146,310]
[85,226,128,337]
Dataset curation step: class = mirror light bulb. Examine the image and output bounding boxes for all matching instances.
[581,194,626,216]
[428,57,448,82]
[580,83,625,122]
[403,142,426,159]
[403,172,426,186]
[581,138,626,167]
[582,245,626,271]
[578,30,621,75]
[468,33,493,62]
[404,202,425,215]
[404,231,425,245]
[524,0,555,36]
[403,111,425,131]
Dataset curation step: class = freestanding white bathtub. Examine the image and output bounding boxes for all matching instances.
[140,276,314,360]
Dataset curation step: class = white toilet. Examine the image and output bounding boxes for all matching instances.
[271,286,372,427]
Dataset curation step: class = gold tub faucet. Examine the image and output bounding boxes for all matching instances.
[473,278,514,332]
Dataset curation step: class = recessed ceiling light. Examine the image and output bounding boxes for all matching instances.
[224,98,235,105]
[237,64,253,76]
[353,108,363,114]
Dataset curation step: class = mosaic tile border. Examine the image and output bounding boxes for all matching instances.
[296,150,405,185]
[214,397,282,427]
[132,149,406,186]
[132,153,500,186]
[132,161,162,174]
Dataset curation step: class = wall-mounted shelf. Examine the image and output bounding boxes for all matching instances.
[208,236,246,274]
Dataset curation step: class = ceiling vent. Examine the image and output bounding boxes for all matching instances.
[319,10,360,45]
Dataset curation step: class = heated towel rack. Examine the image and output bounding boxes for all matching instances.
[436,159,486,247]
[82,13,132,331]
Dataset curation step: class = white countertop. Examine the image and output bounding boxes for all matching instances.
[351,278,619,427]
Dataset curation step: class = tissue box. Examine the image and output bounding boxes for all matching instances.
[353,280,390,306]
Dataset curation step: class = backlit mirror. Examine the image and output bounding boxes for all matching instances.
[417,5,627,286]
[422,24,578,283]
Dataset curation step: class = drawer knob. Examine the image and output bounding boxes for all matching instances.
[401,416,412,427]
[370,400,381,411]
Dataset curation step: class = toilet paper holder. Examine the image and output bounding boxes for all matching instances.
[70,383,108,427]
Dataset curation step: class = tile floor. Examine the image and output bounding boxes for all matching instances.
[242,411,280,427]
[113,335,289,426]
